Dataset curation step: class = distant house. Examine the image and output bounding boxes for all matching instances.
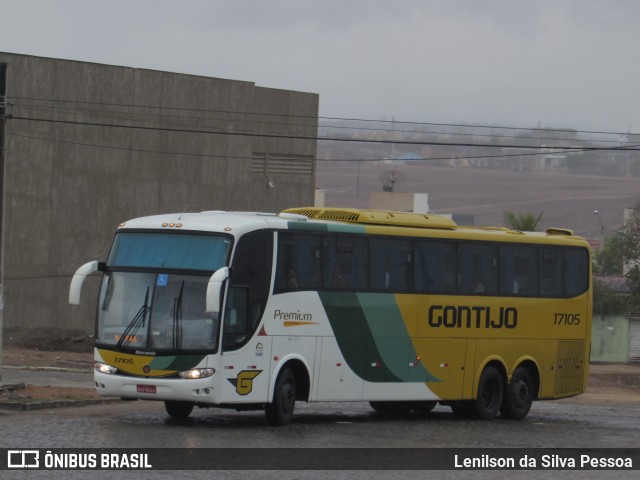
[592,274,640,363]
[594,274,630,295]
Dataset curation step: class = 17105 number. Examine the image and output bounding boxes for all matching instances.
[554,313,581,325]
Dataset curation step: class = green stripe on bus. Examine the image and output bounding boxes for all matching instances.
[357,293,439,383]
[319,291,402,382]
[319,292,439,383]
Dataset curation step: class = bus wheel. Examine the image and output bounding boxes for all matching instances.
[474,365,504,420]
[501,367,533,420]
[164,400,194,418]
[265,367,296,426]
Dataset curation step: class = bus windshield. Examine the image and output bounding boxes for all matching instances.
[97,232,232,352]
[108,232,231,271]
[97,272,219,352]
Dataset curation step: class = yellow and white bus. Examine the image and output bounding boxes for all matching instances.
[69,207,591,425]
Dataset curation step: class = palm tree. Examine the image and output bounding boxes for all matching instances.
[503,211,544,232]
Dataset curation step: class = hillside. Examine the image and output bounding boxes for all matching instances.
[316,162,640,240]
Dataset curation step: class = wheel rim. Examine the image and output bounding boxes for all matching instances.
[512,379,530,408]
[480,378,499,410]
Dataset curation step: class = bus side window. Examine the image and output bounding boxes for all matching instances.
[458,244,497,295]
[540,247,562,297]
[274,233,322,293]
[499,245,538,296]
[323,235,367,290]
[369,238,412,292]
[223,231,273,352]
[563,247,589,297]
[415,240,456,293]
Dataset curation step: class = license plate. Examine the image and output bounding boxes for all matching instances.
[137,385,156,394]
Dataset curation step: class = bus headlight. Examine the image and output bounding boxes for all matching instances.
[94,362,118,375]
[179,368,216,379]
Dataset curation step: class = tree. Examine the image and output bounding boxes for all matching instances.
[627,268,640,313]
[503,211,544,232]
[592,230,625,275]
[622,204,640,264]
[592,232,627,317]
[621,203,640,311]
[592,280,629,317]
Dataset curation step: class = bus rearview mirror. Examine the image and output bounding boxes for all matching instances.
[206,267,229,313]
[69,261,102,305]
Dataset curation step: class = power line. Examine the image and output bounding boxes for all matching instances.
[11,99,630,146]
[8,100,616,148]
[319,115,636,138]
[319,147,603,163]
[8,114,640,151]
[2,131,572,163]
[7,95,317,123]
[6,132,257,161]
[7,94,638,138]
[319,123,629,146]
[7,124,639,165]
[10,103,310,141]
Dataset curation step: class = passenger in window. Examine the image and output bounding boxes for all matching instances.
[286,268,298,289]
[331,264,345,288]
[473,276,485,293]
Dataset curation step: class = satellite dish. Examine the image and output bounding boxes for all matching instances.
[379,170,406,192]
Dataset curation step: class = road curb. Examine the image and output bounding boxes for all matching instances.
[2,365,92,374]
[0,398,121,411]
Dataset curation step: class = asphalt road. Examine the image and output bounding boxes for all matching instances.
[0,393,638,480]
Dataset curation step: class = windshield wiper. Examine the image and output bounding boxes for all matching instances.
[172,281,185,351]
[116,287,150,350]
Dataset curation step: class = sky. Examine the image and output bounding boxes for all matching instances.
[2,0,640,133]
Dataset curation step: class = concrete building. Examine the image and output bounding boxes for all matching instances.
[0,52,318,334]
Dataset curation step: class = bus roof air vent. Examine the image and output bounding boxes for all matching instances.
[546,227,575,236]
[282,207,458,230]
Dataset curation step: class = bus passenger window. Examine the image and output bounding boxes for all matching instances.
[564,248,589,297]
[323,235,367,290]
[540,247,562,297]
[458,244,497,295]
[499,246,538,296]
[369,238,412,292]
[331,263,345,288]
[275,233,322,293]
[414,241,456,293]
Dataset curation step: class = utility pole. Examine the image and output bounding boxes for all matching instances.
[0,62,7,378]
[594,210,608,251]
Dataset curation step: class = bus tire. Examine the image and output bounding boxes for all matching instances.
[474,365,504,420]
[164,400,194,418]
[501,367,534,420]
[265,367,297,426]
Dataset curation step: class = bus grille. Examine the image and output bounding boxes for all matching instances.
[554,340,586,396]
